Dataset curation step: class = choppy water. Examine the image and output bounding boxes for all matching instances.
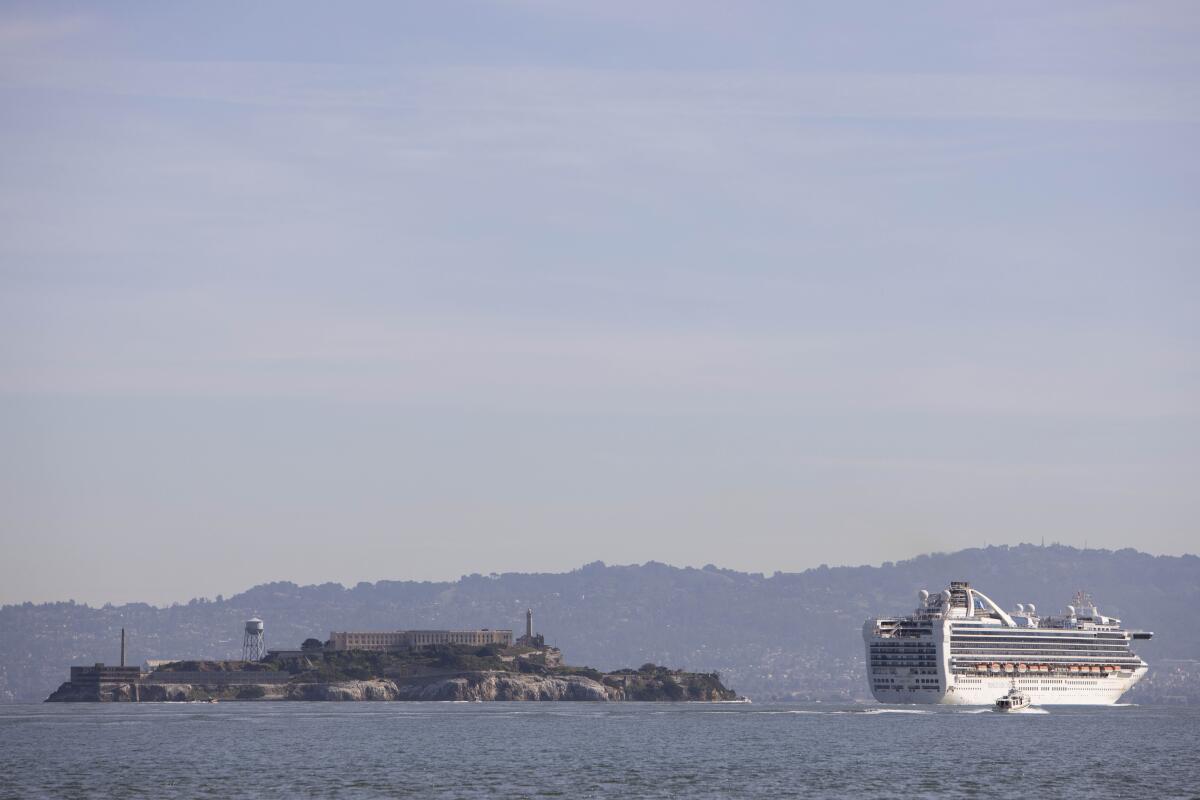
[1,702,1197,799]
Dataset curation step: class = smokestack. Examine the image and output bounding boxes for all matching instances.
[526,609,533,639]
[120,628,126,668]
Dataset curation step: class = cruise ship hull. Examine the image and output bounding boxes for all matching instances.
[866,667,1146,706]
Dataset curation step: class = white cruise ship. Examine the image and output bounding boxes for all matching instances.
[863,581,1152,705]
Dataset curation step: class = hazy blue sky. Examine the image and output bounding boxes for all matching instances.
[1,1,1197,605]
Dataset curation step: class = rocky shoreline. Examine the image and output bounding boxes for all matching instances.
[46,669,738,703]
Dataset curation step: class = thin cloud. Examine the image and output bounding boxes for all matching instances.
[2,58,1195,123]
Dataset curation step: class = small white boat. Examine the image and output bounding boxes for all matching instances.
[994,687,1032,712]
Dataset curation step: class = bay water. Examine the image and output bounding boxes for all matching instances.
[1,703,1196,799]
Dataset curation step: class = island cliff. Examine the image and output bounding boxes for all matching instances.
[46,647,738,702]
[50,672,620,702]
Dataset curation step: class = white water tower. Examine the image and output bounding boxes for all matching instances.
[242,618,266,661]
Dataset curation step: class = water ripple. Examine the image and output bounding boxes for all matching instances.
[0,703,1196,799]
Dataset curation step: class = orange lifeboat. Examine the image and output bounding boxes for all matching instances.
[1017,664,1028,673]
[1069,665,1080,673]
[990,663,1001,673]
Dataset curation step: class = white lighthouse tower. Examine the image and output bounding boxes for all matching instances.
[242,618,266,661]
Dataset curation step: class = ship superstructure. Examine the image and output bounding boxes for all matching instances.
[863,581,1152,705]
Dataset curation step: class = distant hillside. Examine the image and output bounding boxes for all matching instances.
[2,544,1197,703]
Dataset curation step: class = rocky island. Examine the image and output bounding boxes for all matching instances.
[46,644,739,703]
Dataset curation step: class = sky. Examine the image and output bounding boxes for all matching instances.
[1,1,1197,606]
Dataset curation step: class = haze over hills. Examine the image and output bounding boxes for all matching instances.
[2,544,1197,704]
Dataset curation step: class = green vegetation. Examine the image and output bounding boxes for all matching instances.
[605,665,734,701]
[48,640,738,701]
[263,645,737,700]
[278,645,519,683]
[547,665,605,682]
[109,633,733,702]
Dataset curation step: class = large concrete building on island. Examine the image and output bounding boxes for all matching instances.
[328,628,513,652]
